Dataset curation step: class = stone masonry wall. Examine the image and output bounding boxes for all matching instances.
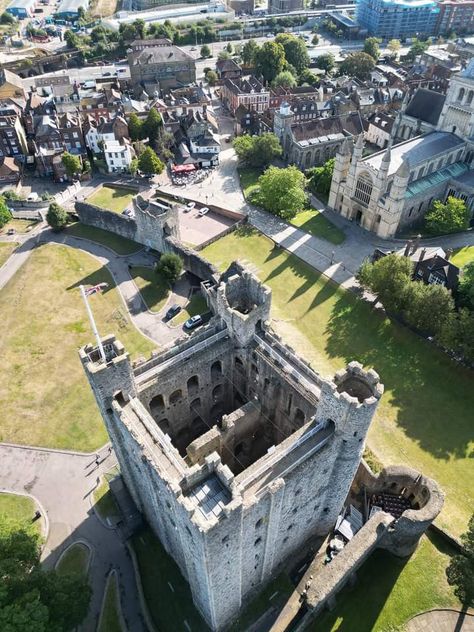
[75,201,138,241]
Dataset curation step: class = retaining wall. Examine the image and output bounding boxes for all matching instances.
[166,236,218,280]
[75,201,138,241]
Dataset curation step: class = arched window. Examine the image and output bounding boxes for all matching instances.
[467,90,474,105]
[234,356,244,371]
[211,360,222,381]
[354,173,373,206]
[169,389,182,405]
[458,87,465,102]
[294,408,305,427]
[150,394,165,415]
[187,375,199,396]
[212,384,223,401]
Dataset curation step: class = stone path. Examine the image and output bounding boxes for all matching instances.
[406,608,474,632]
[0,443,147,632]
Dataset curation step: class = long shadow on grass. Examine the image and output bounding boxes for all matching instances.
[325,293,473,460]
[66,266,115,296]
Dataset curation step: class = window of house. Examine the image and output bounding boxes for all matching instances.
[428,272,445,285]
[354,174,373,206]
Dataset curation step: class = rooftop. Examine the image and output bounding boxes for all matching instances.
[405,88,446,126]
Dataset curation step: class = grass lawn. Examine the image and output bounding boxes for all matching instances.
[56,543,90,578]
[0,492,36,524]
[451,245,474,268]
[130,266,170,312]
[93,477,119,523]
[99,573,123,632]
[86,186,135,214]
[238,166,262,199]
[290,209,345,245]
[313,533,459,632]
[66,223,141,256]
[1,219,38,234]
[0,241,17,267]
[0,244,156,451]
[131,528,210,631]
[202,228,474,537]
[172,291,208,325]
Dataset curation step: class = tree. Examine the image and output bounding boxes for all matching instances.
[272,70,297,89]
[0,196,12,229]
[312,34,319,45]
[425,196,470,234]
[226,42,233,54]
[0,11,16,24]
[459,261,474,309]
[128,113,143,142]
[156,253,183,284]
[138,147,164,175]
[233,132,282,168]
[406,38,429,62]
[0,516,91,630]
[241,39,259,66]
[61,152,81,178]
[356,254,413,313]
[402,281,454,337]
[257,166,307,220]
[217,50,232,61]
[129,157,138,176]
[446,514,474,606]
[298,68,318,86]
[205,70,218,86]
[46,202,68,232]
[340,52,376,80]
[439,308,474,363]
[387,39,401,57]
[363,37,381,61]
[142,108,162,146]
[307,158,335,199]
[255,41,286,84]
[275,33,310,74]
[200,44,211,58]
[314,52,335,73]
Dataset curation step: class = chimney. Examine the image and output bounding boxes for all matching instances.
[445,248,453,261]
[419,248,427,263]
[404,240,412,257]
[411,234,421,255]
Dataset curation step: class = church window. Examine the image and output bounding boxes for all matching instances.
[467,90,474,105]
[354,174,373,206]
[457,150,463,161]
[427,163,433,175]
[458,87,465,102]
[408,207,414,217]
[418,202,424,214]
[417,167,425,178]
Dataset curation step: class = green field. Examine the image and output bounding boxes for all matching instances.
[238,166,262,199]
[0,241,17,267]
[0,244,156,451]
[66,223,141,255]
[313,533,458,632]
[56,543,90,578]
[86,186,135,214]
[0,492,36,525]
[130,266,170,312]
[202,228,474,537]
[172,292,208,325]
[98,573,123,632]
[132,528,210,631]
[1,219,38,234]
[290,208,345,245]
[451,245,474,268]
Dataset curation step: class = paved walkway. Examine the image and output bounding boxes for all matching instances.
[0,443,147,632]
[406,608,474,632]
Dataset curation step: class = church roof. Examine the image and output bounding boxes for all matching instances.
[292,112,363,144]
[363,132,464,176]
[404,89,445,126]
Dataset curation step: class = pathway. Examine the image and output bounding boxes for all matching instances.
[406,608,474,632]
[0,443,147,632]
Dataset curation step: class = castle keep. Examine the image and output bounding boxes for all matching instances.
[80,262,440,631]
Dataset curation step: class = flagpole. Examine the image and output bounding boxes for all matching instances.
[80,284,107,363]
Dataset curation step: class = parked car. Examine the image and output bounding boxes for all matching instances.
[7,228,15,236]
[165,304,181,321]
[103,71,111,76]
[184,314,203,330]
[198,207,210,216]
[186,201,196,209]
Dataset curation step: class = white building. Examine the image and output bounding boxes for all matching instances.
[328,61,474,238]
[104,139,133,173]
[365,112,395,149]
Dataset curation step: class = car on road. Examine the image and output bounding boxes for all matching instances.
[165,304,181,320]
[184,314,203,330]
[186,201,196,209]
[198,207,210,216]
[103,71,111,76]
[7,228,15,235]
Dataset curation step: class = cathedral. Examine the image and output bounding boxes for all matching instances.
[328,61,474,238]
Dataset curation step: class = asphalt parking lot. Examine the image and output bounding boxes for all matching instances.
[178,204,236,246]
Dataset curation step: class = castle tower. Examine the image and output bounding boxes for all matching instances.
[273,101,294,161]
[375,139,392,200]
[328,137,352,209]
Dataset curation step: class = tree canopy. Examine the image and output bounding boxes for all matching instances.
[233,133,282,168]
[275,33,310,74]
[357,254,413,314]
[138,147,164,175]
[142,108,162,146]
[313,53,335,73]
[340,52,376,80]
[255,41,286,84]
[387,39,401,57]
[307,158,335,199]
[363,37,381,61]
[446,513,474,606]
[272,70,297,89]
[46,202,68,232]
[459,261,474,310]
[257,166,307,220]
[0,196,12,229]
[156,253,183,284]
[298,68,319,86]
[425,196,471,234]
[200,44,211,58]
[241,39,259,66]
[128,113,143,142]
[61,152,81,178]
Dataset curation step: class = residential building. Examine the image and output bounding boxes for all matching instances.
[328,61,474,238]
[234,105,271,136]
[6,0,35,18]
[188,131,220,167]
[394,88,446,141]
[128,39,196,91]
[216,59,242,83]
[0,156,20,183]
[55,0,89,20]
[365,112,395,148]
[436,0,474,36]
[0,100,28,158]
[0,69,25,101]
[83,115,130,154]
[269,0,303,13]
[58,113,85,155]
[103,139,134,173]
[274,102,364,170]
[356,0,440,39]
[220,76,270,115]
